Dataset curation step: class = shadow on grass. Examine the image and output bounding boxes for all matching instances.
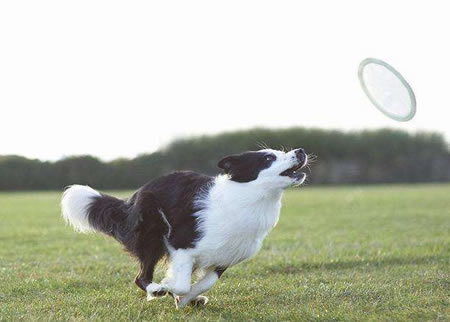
[266,255,447,274]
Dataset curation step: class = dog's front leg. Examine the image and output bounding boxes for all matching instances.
[176,269,221,308]
[163,249,193,297]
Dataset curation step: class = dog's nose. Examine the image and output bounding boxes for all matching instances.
[295,148,306,162]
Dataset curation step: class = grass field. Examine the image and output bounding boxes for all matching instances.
[0,184,449,321]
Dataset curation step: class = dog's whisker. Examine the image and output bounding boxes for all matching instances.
[306,154,318,163]
[256,141,270,150]
[305,164,312,173]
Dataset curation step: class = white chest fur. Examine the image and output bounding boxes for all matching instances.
[193,175,283,268]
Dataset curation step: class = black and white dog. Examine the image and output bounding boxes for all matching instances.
[61,148,308,308]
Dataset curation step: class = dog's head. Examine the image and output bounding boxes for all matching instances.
[218,148,308,189]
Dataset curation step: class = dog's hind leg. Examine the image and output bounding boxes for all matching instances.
[135,253,161,292]
[130,191,169,295]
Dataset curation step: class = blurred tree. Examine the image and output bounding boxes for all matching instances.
[0,128,448,190]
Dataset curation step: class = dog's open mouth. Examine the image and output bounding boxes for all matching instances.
[280,162,306,180]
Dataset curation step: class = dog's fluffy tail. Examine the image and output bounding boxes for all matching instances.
[61,185,135,242]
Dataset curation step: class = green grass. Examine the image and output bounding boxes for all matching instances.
[1,185,449,321]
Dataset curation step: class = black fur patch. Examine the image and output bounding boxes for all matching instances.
[87,194,132,242]
[131,191,168,291]
[218,151,276,183]
[131,171,213,249]
[85,171,213,291]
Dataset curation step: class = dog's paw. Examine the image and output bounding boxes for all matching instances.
[146,283,169,301]
[175,295,209,309]
[190,296,209,307]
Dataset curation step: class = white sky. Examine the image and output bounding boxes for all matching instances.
[1,1,449,161]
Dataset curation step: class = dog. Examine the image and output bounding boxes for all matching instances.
[61,148,308,308]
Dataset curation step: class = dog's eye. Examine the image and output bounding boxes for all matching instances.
[265,155,276,161]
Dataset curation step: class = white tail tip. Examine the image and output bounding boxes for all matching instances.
[61,185,101,233]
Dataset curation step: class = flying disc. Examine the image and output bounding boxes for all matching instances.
[358,58,416,121]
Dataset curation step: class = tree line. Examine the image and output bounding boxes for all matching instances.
[0,127,449,190]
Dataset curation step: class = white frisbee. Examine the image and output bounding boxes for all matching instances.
[358,58,416,122]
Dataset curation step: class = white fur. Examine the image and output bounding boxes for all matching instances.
[146,282,165,294]
[158,209,172,238]
[146,282,168,301]
[193,176,283,268]
[61,185,100,233]
[163,247,194,295]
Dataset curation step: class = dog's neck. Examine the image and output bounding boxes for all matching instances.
[214,174,284,203]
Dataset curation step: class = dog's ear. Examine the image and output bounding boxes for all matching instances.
[218,155,239,174]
